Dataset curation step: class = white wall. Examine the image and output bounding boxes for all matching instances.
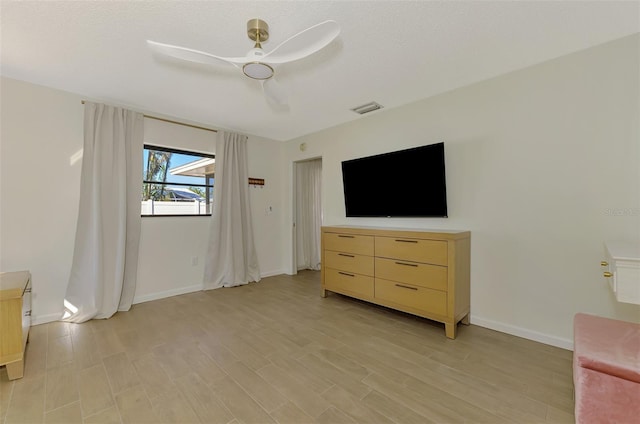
[246,134,288,278]
[284,34,640,348]
[0,77,287,322]
[1,78,83,324]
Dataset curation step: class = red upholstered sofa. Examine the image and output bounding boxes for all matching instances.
[573,313,640,423]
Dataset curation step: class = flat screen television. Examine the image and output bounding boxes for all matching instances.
[341,142,447,217]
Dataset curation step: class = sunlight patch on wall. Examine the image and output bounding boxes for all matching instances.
[69,149,83,166]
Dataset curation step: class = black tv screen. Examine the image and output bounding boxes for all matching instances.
[341,142,448,217]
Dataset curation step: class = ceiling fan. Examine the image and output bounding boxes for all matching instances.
[147,19,340,107]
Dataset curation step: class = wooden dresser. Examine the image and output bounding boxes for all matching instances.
[0,271,32,380]
[321,226,470,338]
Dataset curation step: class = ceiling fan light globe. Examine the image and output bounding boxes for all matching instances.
[243,62,274,80]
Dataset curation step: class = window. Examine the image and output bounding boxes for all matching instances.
[142,145,214,216]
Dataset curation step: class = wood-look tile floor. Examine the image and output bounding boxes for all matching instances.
[0,271,575,423]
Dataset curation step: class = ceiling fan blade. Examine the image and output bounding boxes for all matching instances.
[262,79,288,108]
[262,20,340,64]
[147,40,246,67]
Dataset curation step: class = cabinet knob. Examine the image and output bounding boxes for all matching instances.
[600,261,608,267]
[603,271,613,278]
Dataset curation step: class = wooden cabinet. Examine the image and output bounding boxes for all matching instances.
[321,226,470,339]
[0,271,32,380]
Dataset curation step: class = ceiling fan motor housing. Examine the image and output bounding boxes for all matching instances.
[243,19,274,80]
[247,18,269,44]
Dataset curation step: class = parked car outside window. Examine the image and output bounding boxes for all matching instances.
[165,187,205,202]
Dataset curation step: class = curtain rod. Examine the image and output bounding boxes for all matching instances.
[80,100,217,133]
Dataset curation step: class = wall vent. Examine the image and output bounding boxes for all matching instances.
[351,101,384,115]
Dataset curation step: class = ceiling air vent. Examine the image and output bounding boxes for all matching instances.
[351,101,383,115]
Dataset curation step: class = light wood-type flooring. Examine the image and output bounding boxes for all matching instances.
[0,271,575,423]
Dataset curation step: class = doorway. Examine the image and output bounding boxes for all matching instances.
[293,158,322,272]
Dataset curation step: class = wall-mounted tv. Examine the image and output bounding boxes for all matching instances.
[341,142,448,217]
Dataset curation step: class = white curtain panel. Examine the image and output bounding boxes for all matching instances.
[203,131,260,289]
[62,102,143,323]
[296,159,322,271]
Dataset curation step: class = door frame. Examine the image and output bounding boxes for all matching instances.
[291,156,323,275]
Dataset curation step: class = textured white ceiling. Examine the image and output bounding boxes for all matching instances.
[2,1,638,141]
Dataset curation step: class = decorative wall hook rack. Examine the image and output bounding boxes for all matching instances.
[249,178,265,188]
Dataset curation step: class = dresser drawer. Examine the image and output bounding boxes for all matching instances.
[375,236,447,266]
[324,233,374,256]
[325,251,374,276]
[375,257,447,291]
[375,278,447,316]
[325,268,374,298]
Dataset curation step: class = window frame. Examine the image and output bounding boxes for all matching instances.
[142,144,215,218]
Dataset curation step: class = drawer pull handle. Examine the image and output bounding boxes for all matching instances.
[603,272,613,278]
[338,272,355,277]
[395,239,418,243]
[600,261,608,267]
[395,284,418,291]
[338,253,355,258]
[24,288,32,293]
[24,310,32,317]
[338,235,355,238]
[395,261,418,267]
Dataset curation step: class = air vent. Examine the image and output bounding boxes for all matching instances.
[351,101,384,115]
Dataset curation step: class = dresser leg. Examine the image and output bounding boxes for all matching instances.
[6,360,24,380]
[461,314,470,325]
[445,323,457,339]
[321,288,327,298]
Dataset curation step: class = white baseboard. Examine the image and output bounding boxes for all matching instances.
[32,312,62,326]
[133,284,203,305]
[470,314,573,350]
[261,269,286,278]
[32,271,292,325]
[132,270,286,305]
[33,282,573,353]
